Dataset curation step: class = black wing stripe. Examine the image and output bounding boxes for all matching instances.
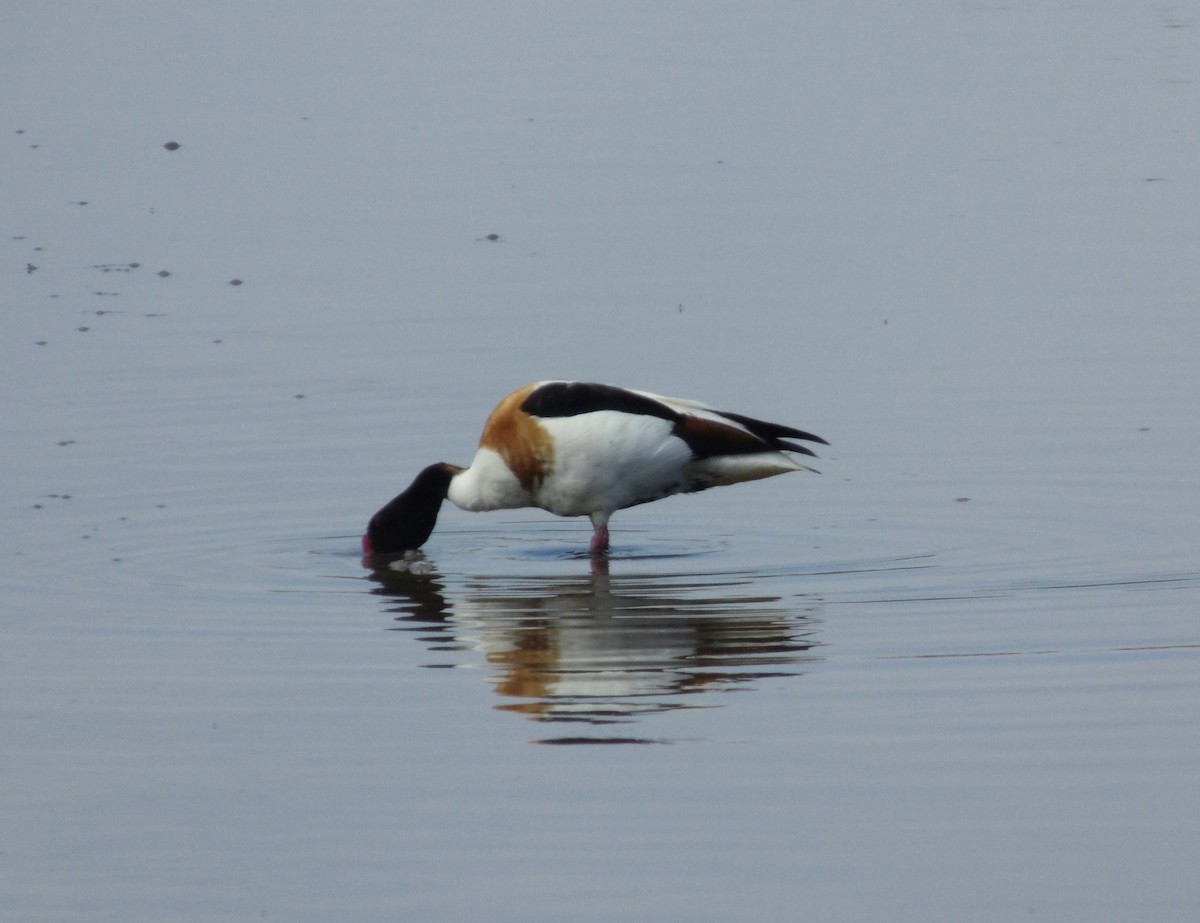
[521,382,679,423]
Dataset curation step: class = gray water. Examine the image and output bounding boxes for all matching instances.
[4,3,1199,921]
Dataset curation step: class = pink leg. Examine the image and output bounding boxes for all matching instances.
[588,521,610,555]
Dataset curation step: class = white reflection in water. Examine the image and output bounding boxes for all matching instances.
[367,558,821,742]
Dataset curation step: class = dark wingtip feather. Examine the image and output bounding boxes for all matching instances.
[717,410,828,450]
[777,440,819,457]
[784,428,829,447]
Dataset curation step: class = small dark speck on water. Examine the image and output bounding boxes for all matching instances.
[1144,177,1164,182]
[1139,426,1151,432]
[57,440,76,447]
[36,340,47,346]
[295,393,306,399]
[77,326,90,332]
[536,737,664,746]
[212,339,223,344]
[486,233,500,241]
[26,263,37,274]
[955,496,971,502]
[76,201,88,206]
[229,279,243,286]
[157,270,170,277]
[163,141,180,151]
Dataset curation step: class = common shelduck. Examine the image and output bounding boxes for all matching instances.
[363,381,828,556]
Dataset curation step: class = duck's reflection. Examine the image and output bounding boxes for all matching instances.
[367,556,821,740]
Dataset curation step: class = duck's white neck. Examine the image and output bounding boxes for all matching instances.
[446,447,530,512]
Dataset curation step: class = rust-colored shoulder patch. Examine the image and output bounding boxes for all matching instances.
[479,383,554,491]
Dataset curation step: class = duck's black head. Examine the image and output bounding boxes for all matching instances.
[363,463,457,555]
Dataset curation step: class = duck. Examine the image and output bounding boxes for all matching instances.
[363,380,828,557]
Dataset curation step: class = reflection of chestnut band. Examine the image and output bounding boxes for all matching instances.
[369,564,821,736]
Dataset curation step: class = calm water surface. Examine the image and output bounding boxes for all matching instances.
[4,3,1200,921]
